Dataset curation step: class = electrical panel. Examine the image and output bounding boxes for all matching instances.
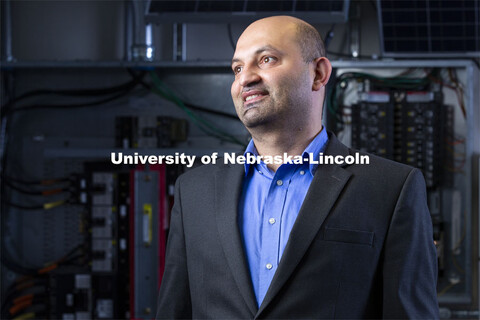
[350,89,452,188]
[328,66,476,313]
[351,91,394,159]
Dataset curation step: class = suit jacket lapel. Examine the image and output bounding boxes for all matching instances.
[257,134,353,317]
[214,164,258,316]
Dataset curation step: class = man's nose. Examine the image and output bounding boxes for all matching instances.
[239,67,261,88]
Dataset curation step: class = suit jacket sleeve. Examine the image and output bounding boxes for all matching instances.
[156,176,192,319]
[382,168,440,318]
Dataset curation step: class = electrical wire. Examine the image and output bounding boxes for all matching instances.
[1,282,48,320]
[1,237,85,276]
[1,279,47,314]
[5,176,70,186]
[8,296,47,318]
[444,134,466,172]
[1,71,147,117]
[7,89,134,114]
[5,199,68,211]
[13,312,37,320]
[424,68,466,118]
[149,71,245,146]
[5,180,68,196]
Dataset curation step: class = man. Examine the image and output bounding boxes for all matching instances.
[156,16,439,319]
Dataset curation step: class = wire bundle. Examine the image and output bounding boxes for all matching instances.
[1,244,87,319]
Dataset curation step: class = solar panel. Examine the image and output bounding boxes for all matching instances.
[378,0,480,57]
[146,0,350,24]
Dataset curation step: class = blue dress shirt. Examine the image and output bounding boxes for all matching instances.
[238,128,329,307]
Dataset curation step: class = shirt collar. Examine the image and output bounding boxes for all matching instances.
[243,128,329,176]
[302,127,329,175]
[243,139,258,175]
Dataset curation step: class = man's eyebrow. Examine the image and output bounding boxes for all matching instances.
[231,45,283,67]
[255,45,283,55]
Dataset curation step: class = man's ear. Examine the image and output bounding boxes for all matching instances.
[312,57,332,91]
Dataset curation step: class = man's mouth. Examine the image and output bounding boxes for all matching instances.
[242,91,268,106]
[245,94,262,102]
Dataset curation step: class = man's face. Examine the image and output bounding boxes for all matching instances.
[231,19,314,131]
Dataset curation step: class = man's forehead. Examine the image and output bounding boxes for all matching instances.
[233,28,298,61]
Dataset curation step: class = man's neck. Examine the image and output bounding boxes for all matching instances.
[250,125,324,171]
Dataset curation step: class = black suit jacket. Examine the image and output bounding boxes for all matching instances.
[156,133,439,319]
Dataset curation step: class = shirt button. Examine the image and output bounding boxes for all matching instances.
[276,180,283,186]
[258,170,263,175]
[268,218,276,224]
[299,170,305,175]
[266,263,273,270]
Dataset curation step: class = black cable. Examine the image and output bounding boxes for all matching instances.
[8,89,132,114]
[5,180,68,196]
[1,70,146,117]
[0,247,38,276]
[0,113,38,276]
[60,244,85,262]
[4,202,44,210]
[4,176,70,186]
[1,70,146,115]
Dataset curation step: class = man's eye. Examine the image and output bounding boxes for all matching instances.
[233,66,242,74]
[262,56,276,64]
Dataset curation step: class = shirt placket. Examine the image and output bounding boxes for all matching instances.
[257,166,295,302]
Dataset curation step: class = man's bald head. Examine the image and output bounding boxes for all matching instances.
[239,16,326,62]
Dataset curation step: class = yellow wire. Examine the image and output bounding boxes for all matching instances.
[13,312,35,320]
[43,200,65,210]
